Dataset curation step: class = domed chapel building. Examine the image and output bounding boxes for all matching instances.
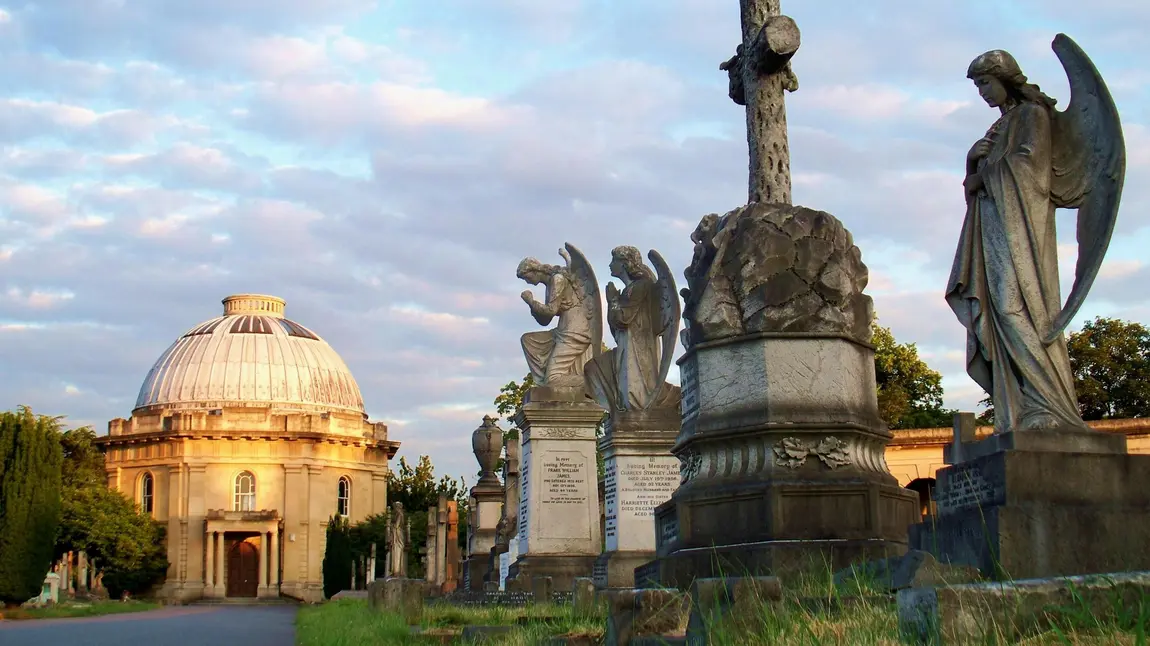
[95,294,400,603]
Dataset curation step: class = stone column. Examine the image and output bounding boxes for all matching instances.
[594,408,680,589]
[504,387,604,592]
[258,534,270,596]
[466,416,505,590]
[215,532,226,596]
[204,531,215,591]
[435,495,448,587]
[425,506,438,585]
[442,500,460,593]
[270,529,280,591]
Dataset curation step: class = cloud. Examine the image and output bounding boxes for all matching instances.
[1,0,1148,482]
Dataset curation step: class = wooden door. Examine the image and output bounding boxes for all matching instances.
[226,541,259,597]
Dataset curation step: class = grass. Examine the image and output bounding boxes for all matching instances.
[0,599,161,621]
[296,598,605,645]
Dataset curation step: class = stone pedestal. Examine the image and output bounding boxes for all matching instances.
[909,423,1150,580]
[594,409,680,589]
[638,332,919,589]
[505,386,604,592]
[465,482,502,590]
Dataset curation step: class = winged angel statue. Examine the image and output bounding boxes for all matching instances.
[517,243,602,390]
[947,34,1125,434]
[585,247,682,412]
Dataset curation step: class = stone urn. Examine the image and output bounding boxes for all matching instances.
[472,415,504,485]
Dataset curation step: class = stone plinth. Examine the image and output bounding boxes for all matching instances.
[594,409,680,590]
[505,387,605,592]
[465,482,503,590]
[909,424,1150,580]
[638,332,919,589]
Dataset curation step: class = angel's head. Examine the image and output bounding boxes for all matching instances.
[967,49,1057,112]
[516,257,559,285]
[610,246,654,282]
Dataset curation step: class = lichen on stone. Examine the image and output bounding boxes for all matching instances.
[681,202,874,346]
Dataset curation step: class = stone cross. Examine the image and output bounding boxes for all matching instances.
[721,0,801,205]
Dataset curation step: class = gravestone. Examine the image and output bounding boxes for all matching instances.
[443,500,460,593]
[489,430,521,588]
[504,387,604,592]
[465,416,505,589]
[635,0,918,589]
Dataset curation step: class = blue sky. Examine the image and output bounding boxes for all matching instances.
[1,0,1148,482]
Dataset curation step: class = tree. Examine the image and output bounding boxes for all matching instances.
[0,407,64,606]
[978,317,1150,423]
[872,324,954,429]
[53,424,168,598]
[1069,317,1150,420]
[380,455,466,579]
[321,516,353,598]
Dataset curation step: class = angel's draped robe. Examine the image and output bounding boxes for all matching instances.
[946,101,1086,433]
[521,273,594,386]
[585,277,668,411]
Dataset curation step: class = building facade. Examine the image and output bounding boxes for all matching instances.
[96,294,399,603]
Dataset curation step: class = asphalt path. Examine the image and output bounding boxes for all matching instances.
[0,605,298,646]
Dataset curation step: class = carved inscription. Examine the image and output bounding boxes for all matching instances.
[935,465,996,513]
[657,513,679,549]
[518,442,530,543]
[680,358,700,420]
[605,455,679,552]
[541,451,588,506]
[603,459,618,544]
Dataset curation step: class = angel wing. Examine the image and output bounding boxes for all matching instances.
[1044,33,1126,344]
[647,249,681,404]
[562,242,603,360]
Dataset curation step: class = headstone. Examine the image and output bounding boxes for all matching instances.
[504,387,604,592]
[466,416,506,589]
[572,577,596,617]
[435,495,448,587]
[531,575,553,604]
[425,505,438,585]
[442,500,460,593]
[604,588,691,646]
[486,430,521,585]
[498,535,519,591]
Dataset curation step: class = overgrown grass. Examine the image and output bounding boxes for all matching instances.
[0,600,161,621]
[296,598,605,645]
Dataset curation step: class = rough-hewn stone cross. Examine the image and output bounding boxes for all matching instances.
[721,0,800,205]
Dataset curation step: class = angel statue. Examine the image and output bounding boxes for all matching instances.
[585,246,682,412]
[947,34,1125,435]
[517,243,603,390]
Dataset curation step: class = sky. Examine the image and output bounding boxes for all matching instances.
[1,0,1148,484]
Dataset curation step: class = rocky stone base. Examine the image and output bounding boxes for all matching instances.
[898,570,1150,644]
[636,537,906,591]
[910,447,1150,580]
[594,550,656,590]
[505,554,598,594]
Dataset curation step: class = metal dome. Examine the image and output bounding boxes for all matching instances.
[134,294,365,415]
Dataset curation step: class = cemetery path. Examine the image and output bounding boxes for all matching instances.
[0,605,298,646]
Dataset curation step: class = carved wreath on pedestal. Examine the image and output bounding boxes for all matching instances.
[773,436,851,470]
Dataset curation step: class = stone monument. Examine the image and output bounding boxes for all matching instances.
[387,502,409,577]
[505,243,606,591]
[425,502,441,587]
[586,246,684,589]
[636,0,918,589]
[443,500,460,593]
[909,35,1150,579]
[465,416,506,589]
[487,429,521,588]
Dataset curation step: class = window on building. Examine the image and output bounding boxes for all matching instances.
[234,471,256,511]
[337,476,351,518]
[141,473,154,515]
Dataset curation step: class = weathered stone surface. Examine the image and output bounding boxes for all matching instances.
[686,576,782,645]
[898,571,1150,645]
[833,550,982,594]
[368,578,423,624]
[572,577,596,617]
[531,576,554,603]
[604,588,691,646]
[680,203,873,348]
[460,625,515,643]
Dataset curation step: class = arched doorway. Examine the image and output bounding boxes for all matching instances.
[227,541,260,598]
[906,478,937,519]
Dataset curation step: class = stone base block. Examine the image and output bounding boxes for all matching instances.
[898,571,1150,645]
[372,578,423,624]
[910,449,1150,580]
[636,538,906,590]
[594,550,656,589]
[686,576,782,643]
[603,588,691,646]
[505,554,597,595]
[572,577,596,616]
[464,556,490,591]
